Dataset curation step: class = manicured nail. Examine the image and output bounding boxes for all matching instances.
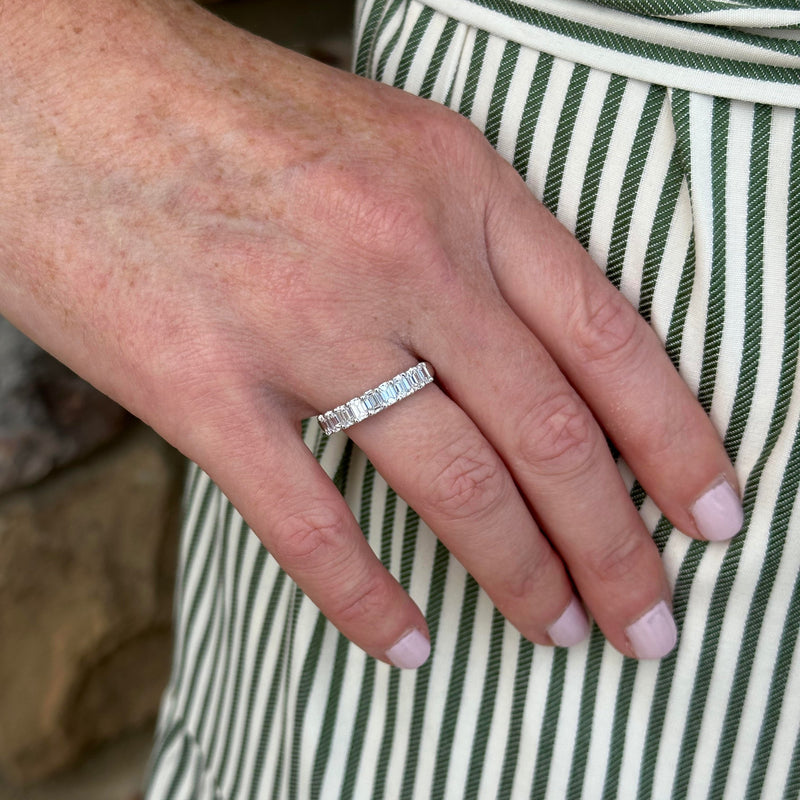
[386,628,431,669]
[547,595,591,647]
[691,478,744,542]
[625,601,678,659]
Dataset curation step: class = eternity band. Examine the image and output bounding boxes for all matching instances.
[317,362,435,435]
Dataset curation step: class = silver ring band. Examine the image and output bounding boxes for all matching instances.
[317,362,435,435]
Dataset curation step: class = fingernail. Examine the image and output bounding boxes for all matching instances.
[691,478,744,542]
[547,595,591,647]
[625,601,678,659]
[386,628,431,669]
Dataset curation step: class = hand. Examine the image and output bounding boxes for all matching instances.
[0,0,742,665]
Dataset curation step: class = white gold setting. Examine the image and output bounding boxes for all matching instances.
[317,362,435,435]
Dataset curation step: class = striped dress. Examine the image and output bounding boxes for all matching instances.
[146,2,800,798]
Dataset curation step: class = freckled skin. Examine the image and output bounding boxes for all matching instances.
[0,0,738,663]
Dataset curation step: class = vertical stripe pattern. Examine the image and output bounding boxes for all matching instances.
[147,2,800,798]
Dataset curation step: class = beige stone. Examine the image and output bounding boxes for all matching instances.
[0,426,184,785]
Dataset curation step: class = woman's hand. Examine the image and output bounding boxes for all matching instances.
[0,0,742,665]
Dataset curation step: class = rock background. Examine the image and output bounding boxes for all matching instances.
[0,318,179,800]
[0,422,184,785]
[0,2,353,798]
[0,319,131,494]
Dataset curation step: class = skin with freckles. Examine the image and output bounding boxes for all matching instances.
[0,0,741,665]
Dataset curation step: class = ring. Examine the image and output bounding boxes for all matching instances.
[317,362,435,435]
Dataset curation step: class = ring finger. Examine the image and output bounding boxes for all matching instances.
[348,380,592,648]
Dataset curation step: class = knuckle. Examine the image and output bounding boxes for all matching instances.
[331,574,394,626]
[586,532,653,585]
[273,504,352,573]
[300,159,438,261]
[502,550,556,604]
[419,103,488,160]
[332,180,462,297]
[425,435,506,521]
[570,285,644,372]
[518,391,596,477]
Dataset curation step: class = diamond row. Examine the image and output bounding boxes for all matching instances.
[317,362,435,435]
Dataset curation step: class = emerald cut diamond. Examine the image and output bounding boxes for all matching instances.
[336,404,354,427]
[393,374,412,396]
[378,381,398,404]
[363,390,383,412]
[349,397,368,422]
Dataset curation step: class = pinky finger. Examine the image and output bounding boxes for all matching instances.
[196,415,431,669]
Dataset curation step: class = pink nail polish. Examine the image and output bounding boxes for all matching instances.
[625,601,678,659]
[386,628,431,669]
[547,595,591,647]
[691,478,744,542]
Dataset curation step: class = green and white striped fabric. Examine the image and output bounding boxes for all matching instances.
[589,0,800,27]
[146,1,800,797]
[418,0,800,105]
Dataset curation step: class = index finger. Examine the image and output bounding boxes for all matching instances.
[485,171,743,543]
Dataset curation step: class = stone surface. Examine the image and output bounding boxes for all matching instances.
[0,426,184,785]
[0,728,152,800]
[0,318,130,495]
